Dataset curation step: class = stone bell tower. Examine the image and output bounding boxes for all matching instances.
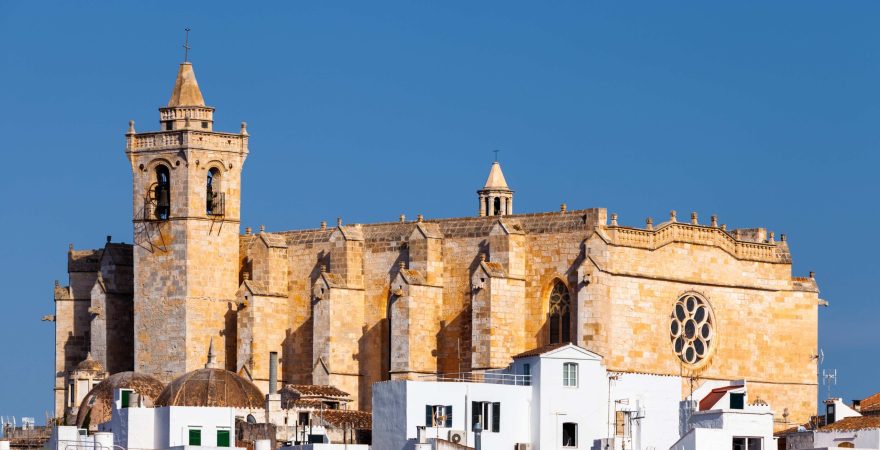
[125,61,248,381]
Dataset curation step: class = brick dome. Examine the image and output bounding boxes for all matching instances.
[155,368,264,408]
[75,371,165,428]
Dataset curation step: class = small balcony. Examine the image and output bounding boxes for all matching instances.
[207,192,225,217]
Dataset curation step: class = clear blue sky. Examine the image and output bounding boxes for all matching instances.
[1,1,878,422]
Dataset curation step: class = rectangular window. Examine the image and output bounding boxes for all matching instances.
[563,362,578,387]
[298,412,309,426]
[523,363,531,376]
[165,122,174,131]
[201,121,209,129]
[188,428,202,446]
[733,437,762,450]
[425,405,453,427]
[562,422,577,447]
[120,389,131,408]
[730,393,745,410]
[217,429,230,447]
[471,401,500,433]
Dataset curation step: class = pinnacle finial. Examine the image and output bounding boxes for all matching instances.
[205,337,218,369]
[127,120,136,135]
[240,121,248,136]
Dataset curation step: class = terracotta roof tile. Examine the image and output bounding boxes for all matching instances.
[512,342,571,359]
[699,385,744,411]
[860,392,880,414]
[316,410,372,430]
[820,416,880,431]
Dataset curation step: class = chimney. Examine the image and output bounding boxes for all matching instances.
[269,352,278,395]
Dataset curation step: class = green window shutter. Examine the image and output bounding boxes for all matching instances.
[189,429,202,446]
[217,429,230,447]
[121,390,130,408]
[471,402,480,429]
[730,393,745,410]
[491,402,500,432]
[445,405,453,428]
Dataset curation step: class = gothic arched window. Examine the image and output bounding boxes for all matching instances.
[206,167,222,215]
[548,280,571,344]
[154,165,171,220]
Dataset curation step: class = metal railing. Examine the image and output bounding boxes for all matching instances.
[207,192,225,216]
[418,371,531,386]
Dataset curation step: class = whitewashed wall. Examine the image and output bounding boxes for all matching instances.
[372,380,531,450]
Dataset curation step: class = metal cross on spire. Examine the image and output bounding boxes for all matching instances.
[493,149,500,162]
[183,28,192,63]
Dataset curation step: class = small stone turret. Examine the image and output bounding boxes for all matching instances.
[478,161,513,216]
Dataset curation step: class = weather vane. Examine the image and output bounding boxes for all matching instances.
[493,149,500,162]
[183,28,192,63]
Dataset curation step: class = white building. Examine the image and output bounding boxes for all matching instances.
[780,398,880,450]
[100,389,241,450]
[372,343,682,450]
[669,383,775,450]
[43,389,244,450]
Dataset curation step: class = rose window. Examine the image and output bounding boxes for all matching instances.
[670,293,714,365]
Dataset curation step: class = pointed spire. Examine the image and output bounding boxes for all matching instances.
[483,161,510,190]
[205,337,218,369]
[168,63,205,107]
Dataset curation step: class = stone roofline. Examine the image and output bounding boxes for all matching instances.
[125,129,248,153]
[601,220,792,264]
[269,207,607,234]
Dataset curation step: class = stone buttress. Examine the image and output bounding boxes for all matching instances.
[312,225,366,407]
[389,222,444,379]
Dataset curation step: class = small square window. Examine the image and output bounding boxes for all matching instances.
[165,122,174,131]
[201,121,209,129]
[188,428,202,446]
[217,429,230,447]
[730,393,745,410]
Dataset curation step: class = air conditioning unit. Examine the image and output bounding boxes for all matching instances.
[515,444,531,450]
[447,430,467,444]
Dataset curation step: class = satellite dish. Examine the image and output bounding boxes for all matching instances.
[246,414,256,424]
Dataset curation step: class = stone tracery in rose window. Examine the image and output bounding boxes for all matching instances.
[670,293,715,365]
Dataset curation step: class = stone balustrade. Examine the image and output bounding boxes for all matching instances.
[126,131,248,152]
[606,221,786,263]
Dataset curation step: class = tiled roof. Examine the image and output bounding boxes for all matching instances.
[699,385,744,411]
[860,392,880,414]
[316,410,372,430]
[820,415,880,431]
[285,384,351,398]
[512,342,571,359]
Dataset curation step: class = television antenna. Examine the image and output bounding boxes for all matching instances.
[822,369,837,400]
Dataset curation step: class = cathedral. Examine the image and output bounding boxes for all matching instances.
[50,61,821,428]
